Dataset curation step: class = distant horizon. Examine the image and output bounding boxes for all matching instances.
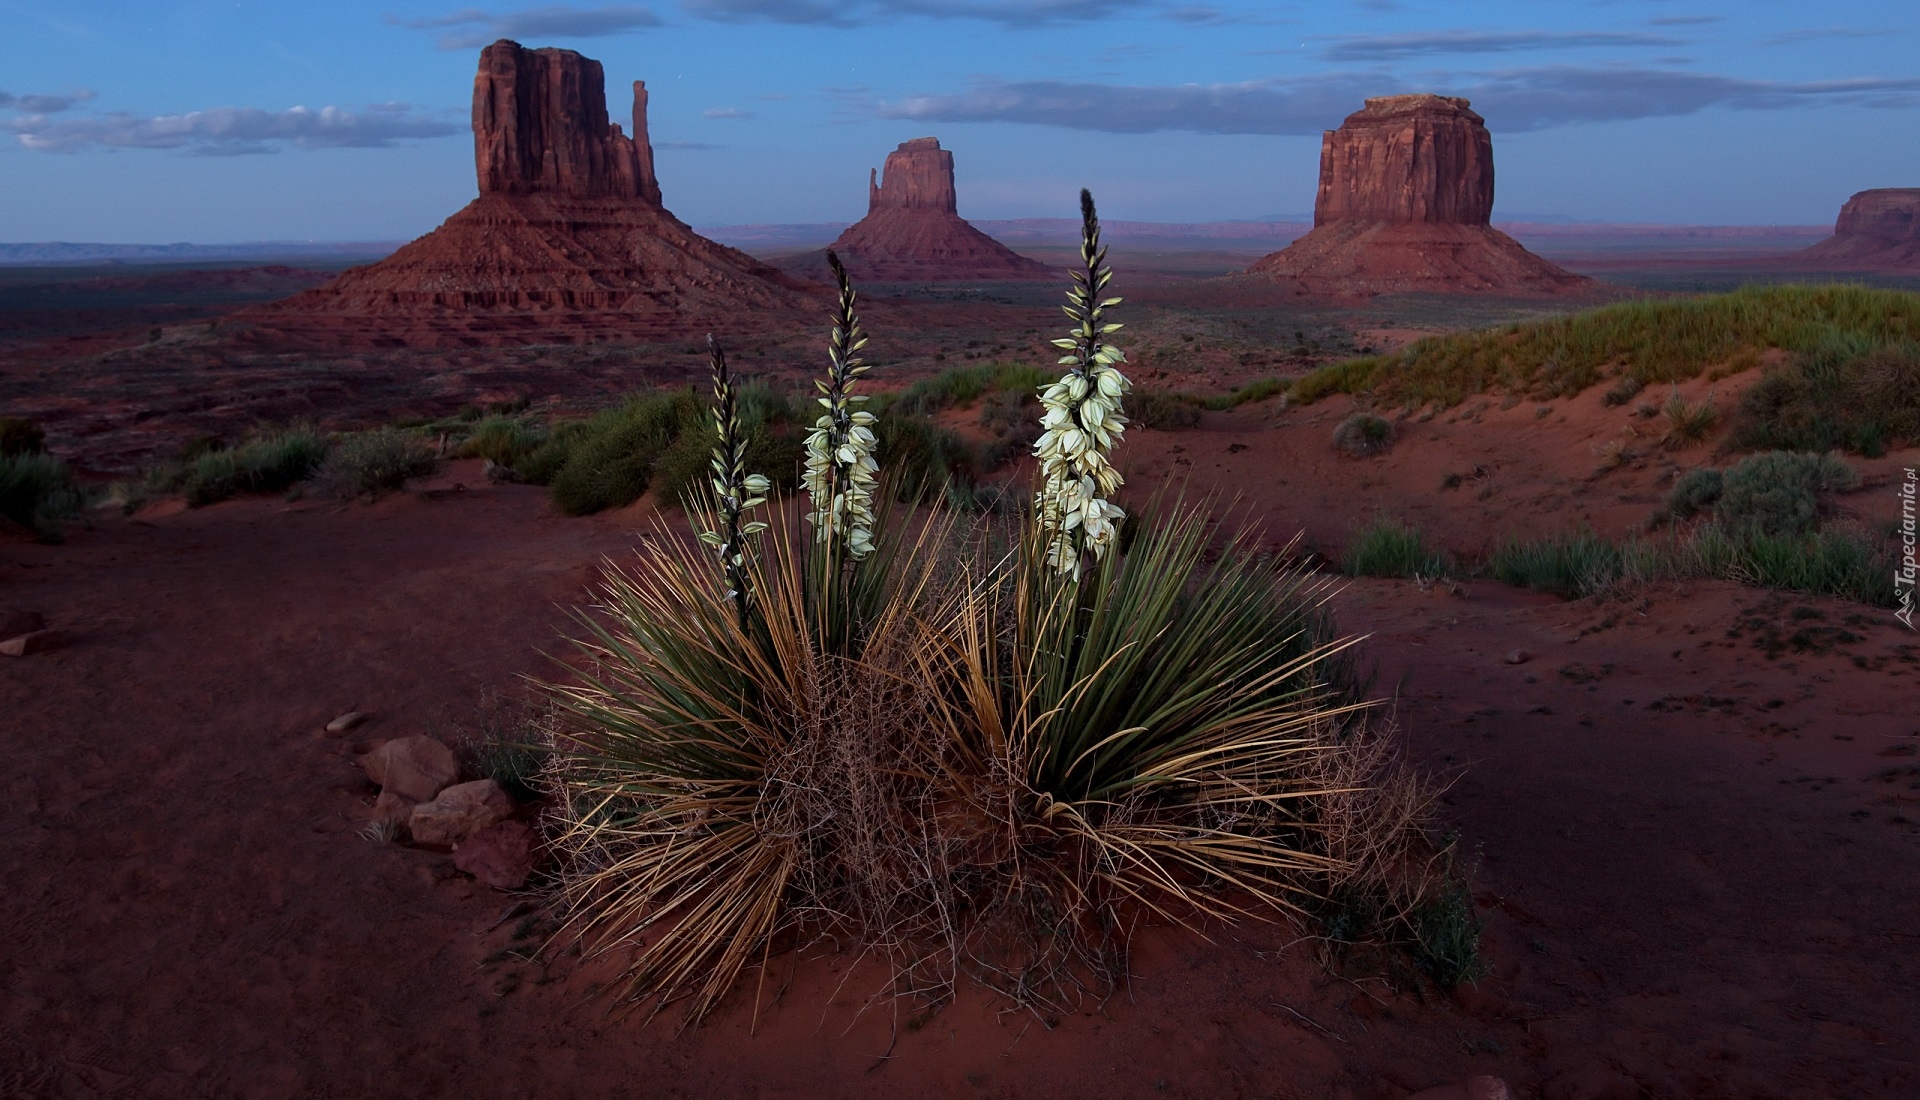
[0,213,1844,254]
[2,1,1916,241]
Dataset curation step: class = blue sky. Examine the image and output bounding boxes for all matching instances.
[1,0,1916,242]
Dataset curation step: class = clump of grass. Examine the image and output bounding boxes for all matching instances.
[887,361,1051,416]
[1332,412,1395,457]
[1287,284,1920,409]
[309,428,438,500]
[1491,529,1624,598]
[457,692,551,803]
[454,415,549,468]
[1600,376,1644,407]
[0,452,83,540]
[180,428,329,506]
[0,418,47,457]
[1496,521,1893,606]
[1129,387,1202,430]
[1201,376,1287,411]
[1659,390,1719,450]
[1409,879,1486,989]
[1732,333,1920,456]
[1343,517,1448,579]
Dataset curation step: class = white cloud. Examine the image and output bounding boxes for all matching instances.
[7,102,459,154]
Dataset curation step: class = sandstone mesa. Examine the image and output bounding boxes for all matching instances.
[1250,95,1588,297]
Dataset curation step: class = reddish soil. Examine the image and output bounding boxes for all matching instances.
[5,394,1917,1098]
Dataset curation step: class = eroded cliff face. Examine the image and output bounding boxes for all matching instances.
[471,40,658,202]
[823,138,1053,282]
[1797,189,1920,270]
[1314,95,1494,226]
[244,39,815,346]
[1251,95,1586,297]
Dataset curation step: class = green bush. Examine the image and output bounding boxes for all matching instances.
[1343,517,1448,578]
[1665,466,1724,519]
[0,452,82,539]
[1732,333,1920,456]
[1659,391,1720,449]
[0,418,47,457]
[310,429,438,500]
[181,429,329,506]
[1332,412,1395,457]
[1715,451,1859,537]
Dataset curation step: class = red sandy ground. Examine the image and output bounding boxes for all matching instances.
[6,377,1918,1097]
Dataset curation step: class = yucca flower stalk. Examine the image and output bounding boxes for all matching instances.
[696,334,771,629]
[1035,189,1131,578]
[802,251,880,562]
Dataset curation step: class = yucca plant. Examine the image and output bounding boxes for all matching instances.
[538,190,1447,1027]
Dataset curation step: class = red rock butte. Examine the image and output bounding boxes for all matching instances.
[1794,188,1920,271]
[242,39,817,347]
[1249,95,1588,297]
[817,138,1054,282]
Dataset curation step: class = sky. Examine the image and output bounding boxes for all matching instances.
[1,0,1916,242]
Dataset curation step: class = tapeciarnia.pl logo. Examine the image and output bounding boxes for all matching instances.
[1898,467,1917,630]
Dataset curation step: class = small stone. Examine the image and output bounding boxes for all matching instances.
[1504,649,1531,665]
[454,820,537,889]
[372,789,417,831]
[361,735,460,802]
[409,779,515,847]
[325,711,370,736]
[0,610,45,639]
[0,629,61,657]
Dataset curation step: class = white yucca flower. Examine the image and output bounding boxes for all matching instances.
[802,252,879,560]
[1034,189,1130,578]
[697,336,772,622]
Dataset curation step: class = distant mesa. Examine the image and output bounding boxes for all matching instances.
[1248,95,1589,297]
[242,39,816,347]
[798,138,1055,282]
[1794,189,1920,271]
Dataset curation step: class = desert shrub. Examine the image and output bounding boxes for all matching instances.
[455,416,548,468]
[1129,387,1202,430]
[1203,376,1287,410]
[1287,284,1920,409]
[540,389,702,515]
[539,197,1449,1027]
[1409,880,1486,989]
[181,428,328,506]
[1600,376,1644,407]
[1499,521,1894,607]
[889,361,1051,416]
[1665,466,1724,519]
[1714,450,1859,537]
[309,428,438,500]
[1343,517,1448,579]
[1332,412,1395,457]
[1491,530,1624,598]
[0,418,47,457]
[457,693,551,803]
[0,452,82,539]
[1658,390,1719,449]
[875,410,977,501]
[1732,333,1920,456]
